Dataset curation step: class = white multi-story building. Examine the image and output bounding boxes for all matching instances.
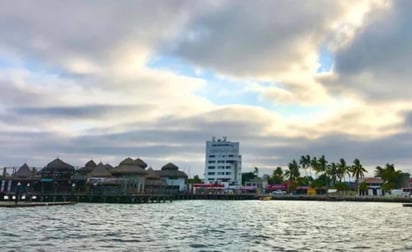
[204,137,242,187]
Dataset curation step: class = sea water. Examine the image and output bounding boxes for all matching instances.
[0,200,411,251]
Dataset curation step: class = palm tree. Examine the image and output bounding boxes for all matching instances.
[313,155,328,186]
[285,160,300,192]
[375,163,402,192]
[285,160,300,181]
[352,158,367,194]
[299,155,307,177]
[271,166,284,184]
[299,155,311,177]
[327,162,338,186]
[310,157,319,178]
[337,158,347,182]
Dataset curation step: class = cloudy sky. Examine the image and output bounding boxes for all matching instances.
[1,0,411,177]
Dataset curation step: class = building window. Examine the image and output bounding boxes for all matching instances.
[217,160,225,163]
[208,160,216,164]
[217,172,225,175]
[208,166,215,169]
[208,172,215,175]
[218,166,224,169]
[226,172,231,175]
[209,155,215,158]
[226,166,231,169]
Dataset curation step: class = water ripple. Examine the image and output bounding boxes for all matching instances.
[0,201,411,251]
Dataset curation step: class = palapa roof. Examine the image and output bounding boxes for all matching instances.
[85,160,97,168]
[88,162,113,178]
[157,162,188,178]
[78,160,97,174]
[44,158,75,171]
[104,163,114,170]
[145,167,161,180]
[145,168,167,186]
[135,158,147,169]
[111,157,147,176]
[12,163,33,179]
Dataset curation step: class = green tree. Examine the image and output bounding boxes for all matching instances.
[285,160,300,183]
[270,166,284,184]
[313,155,328,186]
[241,172,257,185]
[299,155,311,177]
[311,157,319,178]
[187,175,202,184]
[352,158,367,194]
[334,181,349,195]
[337,158,350,182]
[327,162,338,186]
[375,163,403,192]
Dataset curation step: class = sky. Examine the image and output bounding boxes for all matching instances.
[1,0,412,177]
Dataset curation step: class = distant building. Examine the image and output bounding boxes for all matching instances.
[204,136,242,187]
[360,177,384,196]
[156,162,188,192]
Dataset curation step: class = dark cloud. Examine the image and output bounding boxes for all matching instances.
[11,104,150,120]
[330,0,412,100]
[3,107,412,176]
[163,0,344,77]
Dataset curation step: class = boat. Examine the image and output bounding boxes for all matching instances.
[259,196,272,201]
[403,203,412,207]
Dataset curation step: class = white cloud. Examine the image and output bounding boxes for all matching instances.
[0,1,412,176]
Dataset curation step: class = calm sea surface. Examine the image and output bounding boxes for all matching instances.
[0,200,411,251]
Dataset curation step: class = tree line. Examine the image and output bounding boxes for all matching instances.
[249,155,406,192]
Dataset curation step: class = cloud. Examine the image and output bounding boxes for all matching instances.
[328,0,412,100]
[1,1,412,178]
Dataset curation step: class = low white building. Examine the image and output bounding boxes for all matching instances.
[156,163,188,192]
[360,177,384,196]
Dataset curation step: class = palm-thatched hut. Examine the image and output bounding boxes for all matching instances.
[10,163,39,193]
[39,158,75,193]
[88,162,113,178]
[156,162,188,192]
[12,163,35,180]
[145,167,167,194]
[78,160,97,176]
[111,157,148,194]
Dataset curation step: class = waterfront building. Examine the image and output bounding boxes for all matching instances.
[78,160,97,176]
[156,162,188,192]
[360,177,384,196]
[88,162,113,178]
[111,158,147,194]
[39,158,75,193]
[204,137,242,187]
[145,167,167,194]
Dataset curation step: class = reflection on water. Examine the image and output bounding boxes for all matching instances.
[1,201,411,251]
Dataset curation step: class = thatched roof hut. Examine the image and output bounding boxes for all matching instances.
[40,158,75,179]
[135,158,147,169]
[88,162,113,178]
[145,167,167,186]
[156,162,188,179]
[78,160,97,175]
[43,158,75,172]
[104,163,114,170]
[12,163,34,180]
[111,157,147,176]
